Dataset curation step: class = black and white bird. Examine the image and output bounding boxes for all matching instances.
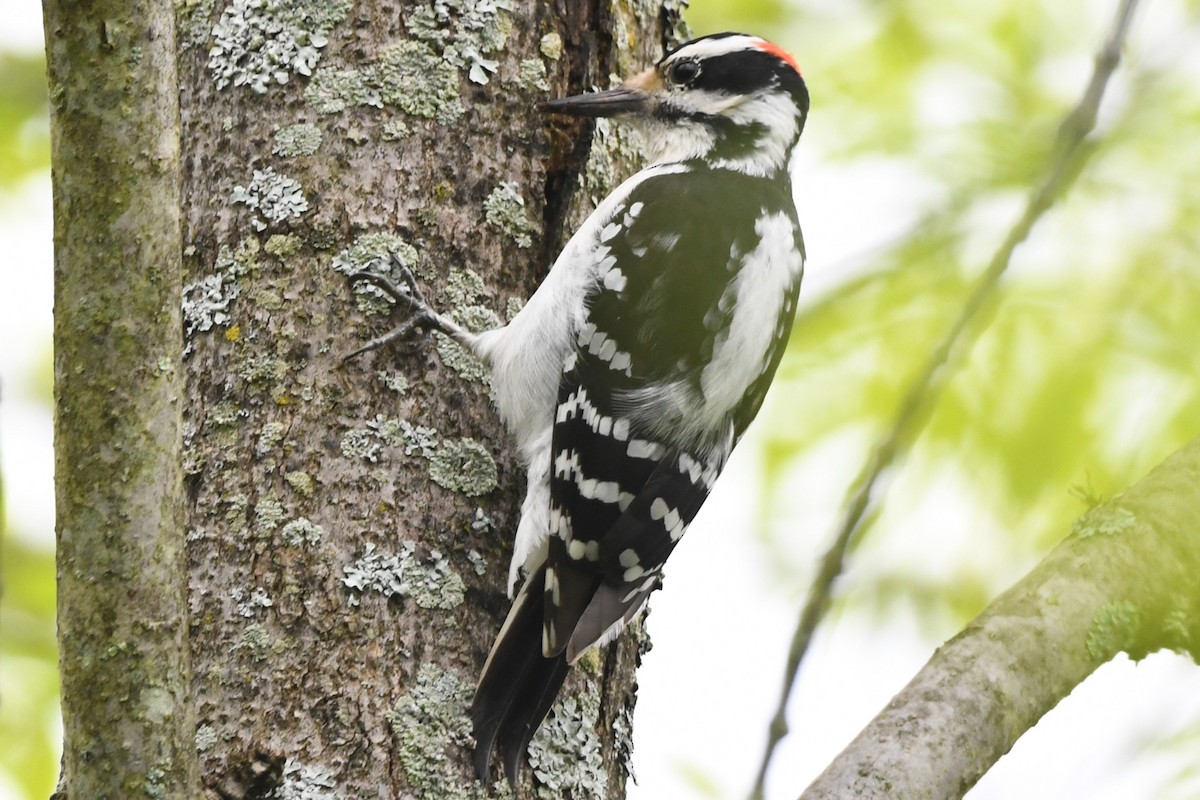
[351,31,809,786]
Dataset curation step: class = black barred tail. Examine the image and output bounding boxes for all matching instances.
[471,564,571,787]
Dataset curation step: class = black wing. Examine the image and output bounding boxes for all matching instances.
[544,166,802,659]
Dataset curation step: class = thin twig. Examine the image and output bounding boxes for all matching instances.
[748,2,1141,797]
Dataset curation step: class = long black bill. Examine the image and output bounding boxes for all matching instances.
[538,86,648,117]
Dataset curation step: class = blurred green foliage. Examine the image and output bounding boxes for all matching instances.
[0,52,49,188]
[0,538,59,799]
[724,0,1200,620]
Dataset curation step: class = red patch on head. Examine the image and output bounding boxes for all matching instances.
[753,39,802,77]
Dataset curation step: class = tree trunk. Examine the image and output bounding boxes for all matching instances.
[45,0,201,797]
[175,1,685,797]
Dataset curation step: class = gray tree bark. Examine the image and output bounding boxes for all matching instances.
[44,0,201,797]
[174,1,686,798]
[800,435,1200,800]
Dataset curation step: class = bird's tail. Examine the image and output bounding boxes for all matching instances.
[471,563,570,787]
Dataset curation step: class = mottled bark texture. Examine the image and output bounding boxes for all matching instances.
[801,435,1200,800]
[175,2,686,798]
[44,1,201,798]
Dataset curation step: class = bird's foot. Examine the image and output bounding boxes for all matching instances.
[343,255,442,362]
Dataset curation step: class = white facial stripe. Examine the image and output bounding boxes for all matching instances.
[713,92,801,176]
[666,34,765,65]
[673,88,746,116]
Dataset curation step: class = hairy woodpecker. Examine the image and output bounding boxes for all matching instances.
[349,31,808,786]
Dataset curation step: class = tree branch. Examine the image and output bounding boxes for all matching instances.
[750,0,1142,795]
[800,434,1200,798]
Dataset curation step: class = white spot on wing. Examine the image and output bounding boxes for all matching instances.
[628,439,665,459]
[586,329,607,354]
[647,496,687,541]
[610,350,632,375]
[650,497,669,521]
[679,453,703,484]
[603,268,627,292]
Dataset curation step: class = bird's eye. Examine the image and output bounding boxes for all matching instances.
[668,59,700,86]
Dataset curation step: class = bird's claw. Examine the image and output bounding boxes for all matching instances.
[347,255,428,308]
[343,255,438,363]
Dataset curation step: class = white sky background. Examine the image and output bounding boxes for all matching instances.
[4,1,1200,799]
[0,6,54,547]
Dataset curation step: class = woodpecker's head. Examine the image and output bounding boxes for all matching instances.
[543,32,809,177]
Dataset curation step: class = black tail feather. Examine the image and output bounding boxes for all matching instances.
[497,653,570,785]
[471,565,571,788]
[472,571,543,781]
